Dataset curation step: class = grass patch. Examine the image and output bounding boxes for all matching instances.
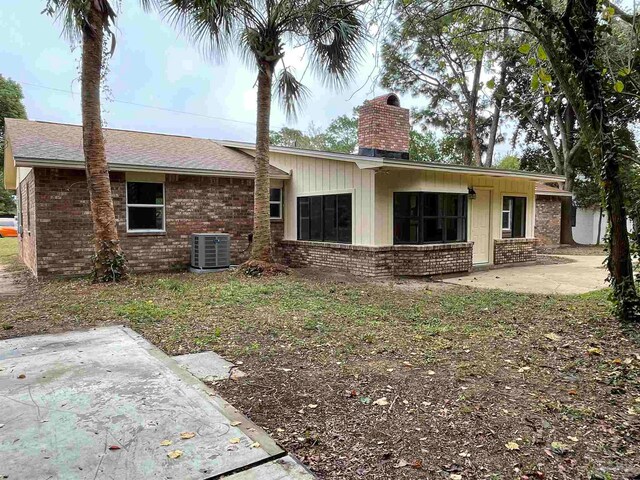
[0,238,19,268]
[116,300,174,325]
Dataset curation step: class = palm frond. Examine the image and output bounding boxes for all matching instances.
[275,67,310,120]
[160,0,237,60]
[43,0,117,44]
[305,1,367,89]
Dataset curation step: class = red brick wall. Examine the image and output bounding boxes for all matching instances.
[535,196,562,245]
[27,168,283,277]
[17,170,37,275]
[494,238,537,265]
[358,96,410,154]
[279,240,473,277]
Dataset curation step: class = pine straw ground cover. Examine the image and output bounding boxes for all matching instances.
[0,240,639,479]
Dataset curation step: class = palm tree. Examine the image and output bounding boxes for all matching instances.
[162,0,366,269]
[44,1,154,281]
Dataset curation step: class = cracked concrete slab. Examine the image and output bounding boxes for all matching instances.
[0,326,309,479]
[173,351,236,382]
[444,255,608,294]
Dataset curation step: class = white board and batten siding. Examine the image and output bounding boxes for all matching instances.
[267,151,536,255]
[267,152,377,245]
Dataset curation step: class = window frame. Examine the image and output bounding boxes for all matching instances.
[393,192,468,245]
[501,195,527,239]
[270,188,283,220]
[125,181,166,233]
[501,197,512,231]
[296,193,352,244]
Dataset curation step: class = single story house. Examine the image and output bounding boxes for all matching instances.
[4,93,565,278]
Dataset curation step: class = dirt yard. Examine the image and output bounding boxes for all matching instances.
[1,239,639,479]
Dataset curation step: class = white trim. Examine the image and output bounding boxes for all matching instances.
[535,190,572,197]
[125,181,166,233]
[500,193,528,238]
[269,187,283,220]
[218,139,566,182]
[13,157,291,180]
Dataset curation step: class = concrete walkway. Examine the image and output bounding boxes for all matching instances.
[0,326,313,480]
[444,255,608,294]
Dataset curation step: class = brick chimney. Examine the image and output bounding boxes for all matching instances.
[357,93,410,160]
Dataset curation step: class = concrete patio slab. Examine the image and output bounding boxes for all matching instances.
[173,351,236,382]
[0,326,309,480]
[226,456,314,479]
[444,255,608,294]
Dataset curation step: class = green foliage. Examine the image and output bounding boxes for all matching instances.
[495,154,520,170]
[163,0,365,120]
[0,75,27,213]
[116,300,173,325]
[409,129,442,162]
[323,114,358,153]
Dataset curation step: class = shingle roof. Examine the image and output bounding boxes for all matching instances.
[5,119,289,178]
[535,182,572,197]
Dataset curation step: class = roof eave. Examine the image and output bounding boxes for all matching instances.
[13,157,291,180]
[535,191,573,197]
[219,139,566,183]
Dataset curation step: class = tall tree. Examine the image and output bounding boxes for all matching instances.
[381,0,508,166]
[499,0,639,320]
[43,0,152,281]
[164,0,365,270]
[0,75,28,214]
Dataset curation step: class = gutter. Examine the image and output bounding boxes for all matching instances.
[218,139,566,183]
[13,157,291,180]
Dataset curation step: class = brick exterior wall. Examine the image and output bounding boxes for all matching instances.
[17,170,37,275]
[357,95,410,154]
[535,195,562,245]
[494,238,537,265]
[279,240,473,277]
[22,168,284,277]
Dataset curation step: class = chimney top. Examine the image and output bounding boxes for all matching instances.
[357,93,410,160]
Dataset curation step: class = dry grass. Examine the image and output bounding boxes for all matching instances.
[0,239,638,479]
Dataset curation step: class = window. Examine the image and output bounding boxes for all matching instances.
[502,196,526,238]
[393,192,467,244]
[297,194,352,243]
[126,182,165,232]
[571,203,577,227]
[270,188,283,220]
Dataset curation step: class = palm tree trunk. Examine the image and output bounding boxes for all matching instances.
[82,6,126,281]
[250,63,274,263]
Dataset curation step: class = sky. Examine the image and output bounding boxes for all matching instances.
[0,1,408,143]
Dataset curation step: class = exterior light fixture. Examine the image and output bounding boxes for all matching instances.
[468,187,477,200]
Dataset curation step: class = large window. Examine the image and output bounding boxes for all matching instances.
[297,194,352,243]
[126,182,165,232]
[501,196,526,238]
[394,192,467,244]
[270,188,283,220]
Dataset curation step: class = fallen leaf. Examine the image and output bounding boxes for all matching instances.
[567,436,578,442]
[281,368,292,372]
[450,475,463,480]
[108,445,121,451]
[505,441,520,451]
[180,432,196,440]
[394,459,408,468]
[427,370,435,375]
[250,442,260,448]
[17,374,25,379]
[0,424,4,429]
[167,450,183,459]
[518,366,531,373]
[230,421,242,427]
[160,440,172,446]
[373,397,389,406]
[551,441,571,455]
[307,404,318,409]
[359,396,371,405]
[544,333,561,341]
[587,347,602,355]
[229,438,241,444]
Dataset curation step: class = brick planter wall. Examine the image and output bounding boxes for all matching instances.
[25,168,283,277]
[535,196,562,245]
[279,240,473,277]
[494,238,537,265]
